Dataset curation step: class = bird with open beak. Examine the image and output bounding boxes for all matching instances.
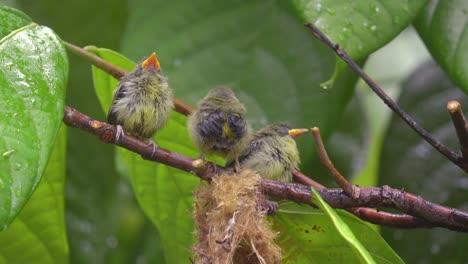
[107,53,173,152]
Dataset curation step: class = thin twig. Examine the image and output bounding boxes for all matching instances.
[63,41,127,79]
[63,106,468,232]
[304,22,465,172]
[447,100,468,162]
[63,41,194,116]
[310,127,360,199]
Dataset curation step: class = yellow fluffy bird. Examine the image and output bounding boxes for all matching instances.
[227,123,307,182]
[108,53,173,152]
[187,87,249,170]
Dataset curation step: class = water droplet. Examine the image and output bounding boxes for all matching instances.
[362,21,368,27]
[370,25,377,31]
[15,162,22,169]
[320,79,334,90]
[374,6,380,13]
[431,243,440,255]
[315,3,322,12]
[106,235,118,249]
[80,240,93,253]
[173,59,182,67]
[2,224,9,231]
[2,149,15,158]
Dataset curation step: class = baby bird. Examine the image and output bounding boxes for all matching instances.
[228,124,307,182]
[108,53,173,152]
[188,87,249,170]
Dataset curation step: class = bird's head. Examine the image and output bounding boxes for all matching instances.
[263,123,308,139]
[206,87,239,102]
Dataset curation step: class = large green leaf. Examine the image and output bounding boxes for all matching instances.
[292,0,429,65]
[89,48,203,263]
[120,0,361,174]
[272,202,404,263]
[15,0,144,262]
[0,125,68,264]
[415,0,468,93]
[379,61,468,263]
[0,23,68,227]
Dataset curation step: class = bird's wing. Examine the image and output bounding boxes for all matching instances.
[107,82,128,124]
[227,114,247,140]
[197,111,225,140]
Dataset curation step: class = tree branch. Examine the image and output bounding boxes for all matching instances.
[293,170,441,229]
[303,22,467,172]
[63,106,468,232]
[447,100,468,161]
[262,179,468,232]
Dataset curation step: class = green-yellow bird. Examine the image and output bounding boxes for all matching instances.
[227,123,307,182]
[108,53,173,151]
[187,87,249,169]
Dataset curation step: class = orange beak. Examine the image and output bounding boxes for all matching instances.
[141,53,161,70]
[288,128,308,139]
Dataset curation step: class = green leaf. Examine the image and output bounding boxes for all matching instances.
[89,48,204,263]
[16,0,135,262]
[0,5,32,38]
[292,0,429,61]
[0,125,68,264]
[414,0,468,92]
[310,187,376,263]
[379,61,468,263]
[272,202,404,263]
[0,24,68,227]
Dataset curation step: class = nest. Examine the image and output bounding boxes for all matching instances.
[193,169,282,264]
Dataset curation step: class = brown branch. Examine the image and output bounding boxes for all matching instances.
[262,179,468,232]
[292,169,438,229]
[63,106,211,179]
[63,41,194,116]
[64,106,468,232]
[63,41,127,79]
[310,127,360,199]
[303,22,466,172]
[447,100,468,163]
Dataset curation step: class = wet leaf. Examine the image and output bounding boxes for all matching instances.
[0,126,68,263]
[0,23,68,227]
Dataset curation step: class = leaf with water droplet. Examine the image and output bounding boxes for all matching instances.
[292,0,429,86]
[0,22,68,226]
[0,126,68,262]
[0,6,32,38]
